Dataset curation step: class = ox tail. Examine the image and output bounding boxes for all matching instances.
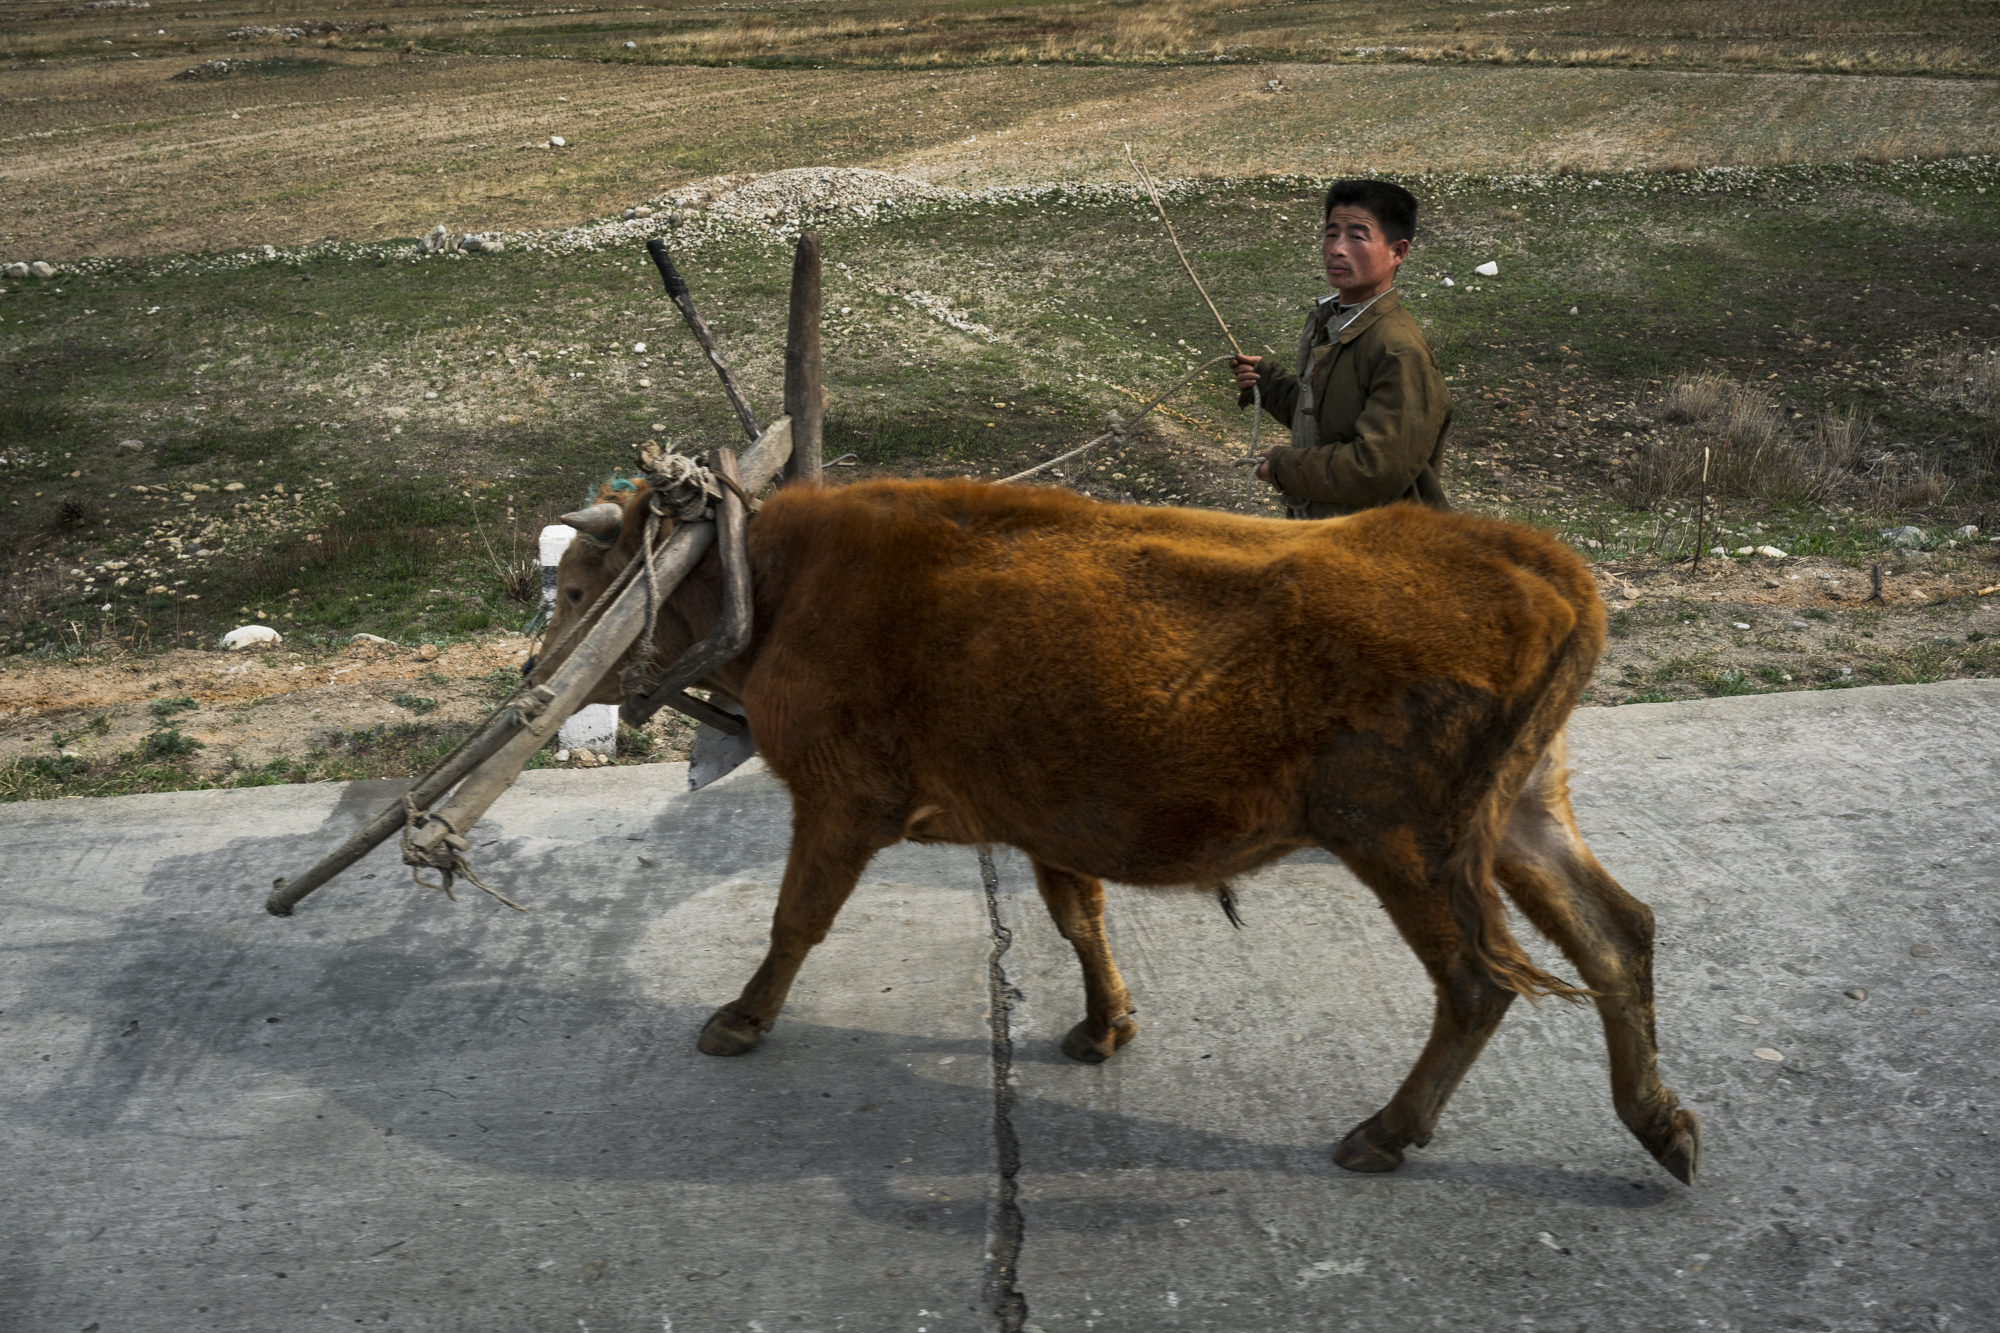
[1441,579,1604,1005]
[1443,827,1593,1005]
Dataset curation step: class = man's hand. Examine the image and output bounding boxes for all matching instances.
[1230,357,1277,484]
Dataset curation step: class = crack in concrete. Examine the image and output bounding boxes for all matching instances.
[978,846,1029,1333]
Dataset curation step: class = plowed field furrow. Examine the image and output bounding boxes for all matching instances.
[5,56,1999,259]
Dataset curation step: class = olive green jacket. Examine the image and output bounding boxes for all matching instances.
[1250,289,1453,516]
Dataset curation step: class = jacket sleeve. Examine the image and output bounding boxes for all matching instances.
[1240,358,1298,427]
[1267,334,1449,507]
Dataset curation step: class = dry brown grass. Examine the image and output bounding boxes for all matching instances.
[621,0,1229,64]
[6,0,1992,76]
[1627,373,1877,508]
[1908,338,2000,418]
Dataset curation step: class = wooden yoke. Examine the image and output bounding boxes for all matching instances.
[781,233,823,486]
[620,444,757,729]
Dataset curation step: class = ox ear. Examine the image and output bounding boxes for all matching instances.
[560,502,623,541]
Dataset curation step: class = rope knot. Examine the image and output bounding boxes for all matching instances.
[400,794,526,911]
[638,445,725,522]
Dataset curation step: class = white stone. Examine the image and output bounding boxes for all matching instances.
[549,136,566,148]
[559,703,617,754]
[1440,276,1455,287]
[1756,545,1787,559]
[1474,261,1500,277]
[349,633,392,644]
[1734,546,1754,555]
[1881,525,1925,547]
[1733,622,1751,631]
[632,342,646,353]
[1956,524,1980,538]
[2,262,26,278]
[222,624,282,650]
[624,40,636,48]
[116,438,144,451]
[28,261,55,278]
[1568,306,1579,315]
[539,522,577,572]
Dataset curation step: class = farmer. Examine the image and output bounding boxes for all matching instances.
[1232,179,1452,517]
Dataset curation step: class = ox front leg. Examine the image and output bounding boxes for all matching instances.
[697,815,877,1058]
[1032,861,1139,1064]
[1332,851,1515,1174]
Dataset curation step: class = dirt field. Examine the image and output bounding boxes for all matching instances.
[6,53,2000,261]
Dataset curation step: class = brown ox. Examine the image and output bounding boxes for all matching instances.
[537,478,1701,1183]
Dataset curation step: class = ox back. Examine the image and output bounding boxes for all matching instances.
[596,478,1701,1183]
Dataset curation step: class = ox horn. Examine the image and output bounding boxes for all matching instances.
[559,503,624,539]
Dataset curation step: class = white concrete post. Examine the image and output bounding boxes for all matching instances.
[540,523,620,758]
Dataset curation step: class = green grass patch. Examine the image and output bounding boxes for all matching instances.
[137,727,203,759]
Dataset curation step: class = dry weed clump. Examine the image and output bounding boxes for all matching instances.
[1623,373,1866,508]
[1907,338,1999,418]
[637,0,1226,63]
[1097,1,1224,56]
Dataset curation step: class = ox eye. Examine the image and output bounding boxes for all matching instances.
[565,587,584,604]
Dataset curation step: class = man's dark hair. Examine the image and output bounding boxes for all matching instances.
[1323,179,1419,245]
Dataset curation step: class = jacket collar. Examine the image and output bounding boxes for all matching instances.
[1331,287,1402,345]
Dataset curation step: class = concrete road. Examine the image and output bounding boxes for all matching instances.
[2,680,1995,1332]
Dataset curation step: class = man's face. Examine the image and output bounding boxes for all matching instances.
[1322,205,1409,303]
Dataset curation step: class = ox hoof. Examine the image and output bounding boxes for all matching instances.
[697,1008,764,1057]
[1333,1114,1409,1174]
[1644,1108,1703,1186]
[1059,1016,1138,1064]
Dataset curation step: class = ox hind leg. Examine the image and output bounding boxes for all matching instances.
[697,810,879,1057]
[1493,741,1702,1184]
[1325,832,1520,1174]
[1033,861,1140,1063]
